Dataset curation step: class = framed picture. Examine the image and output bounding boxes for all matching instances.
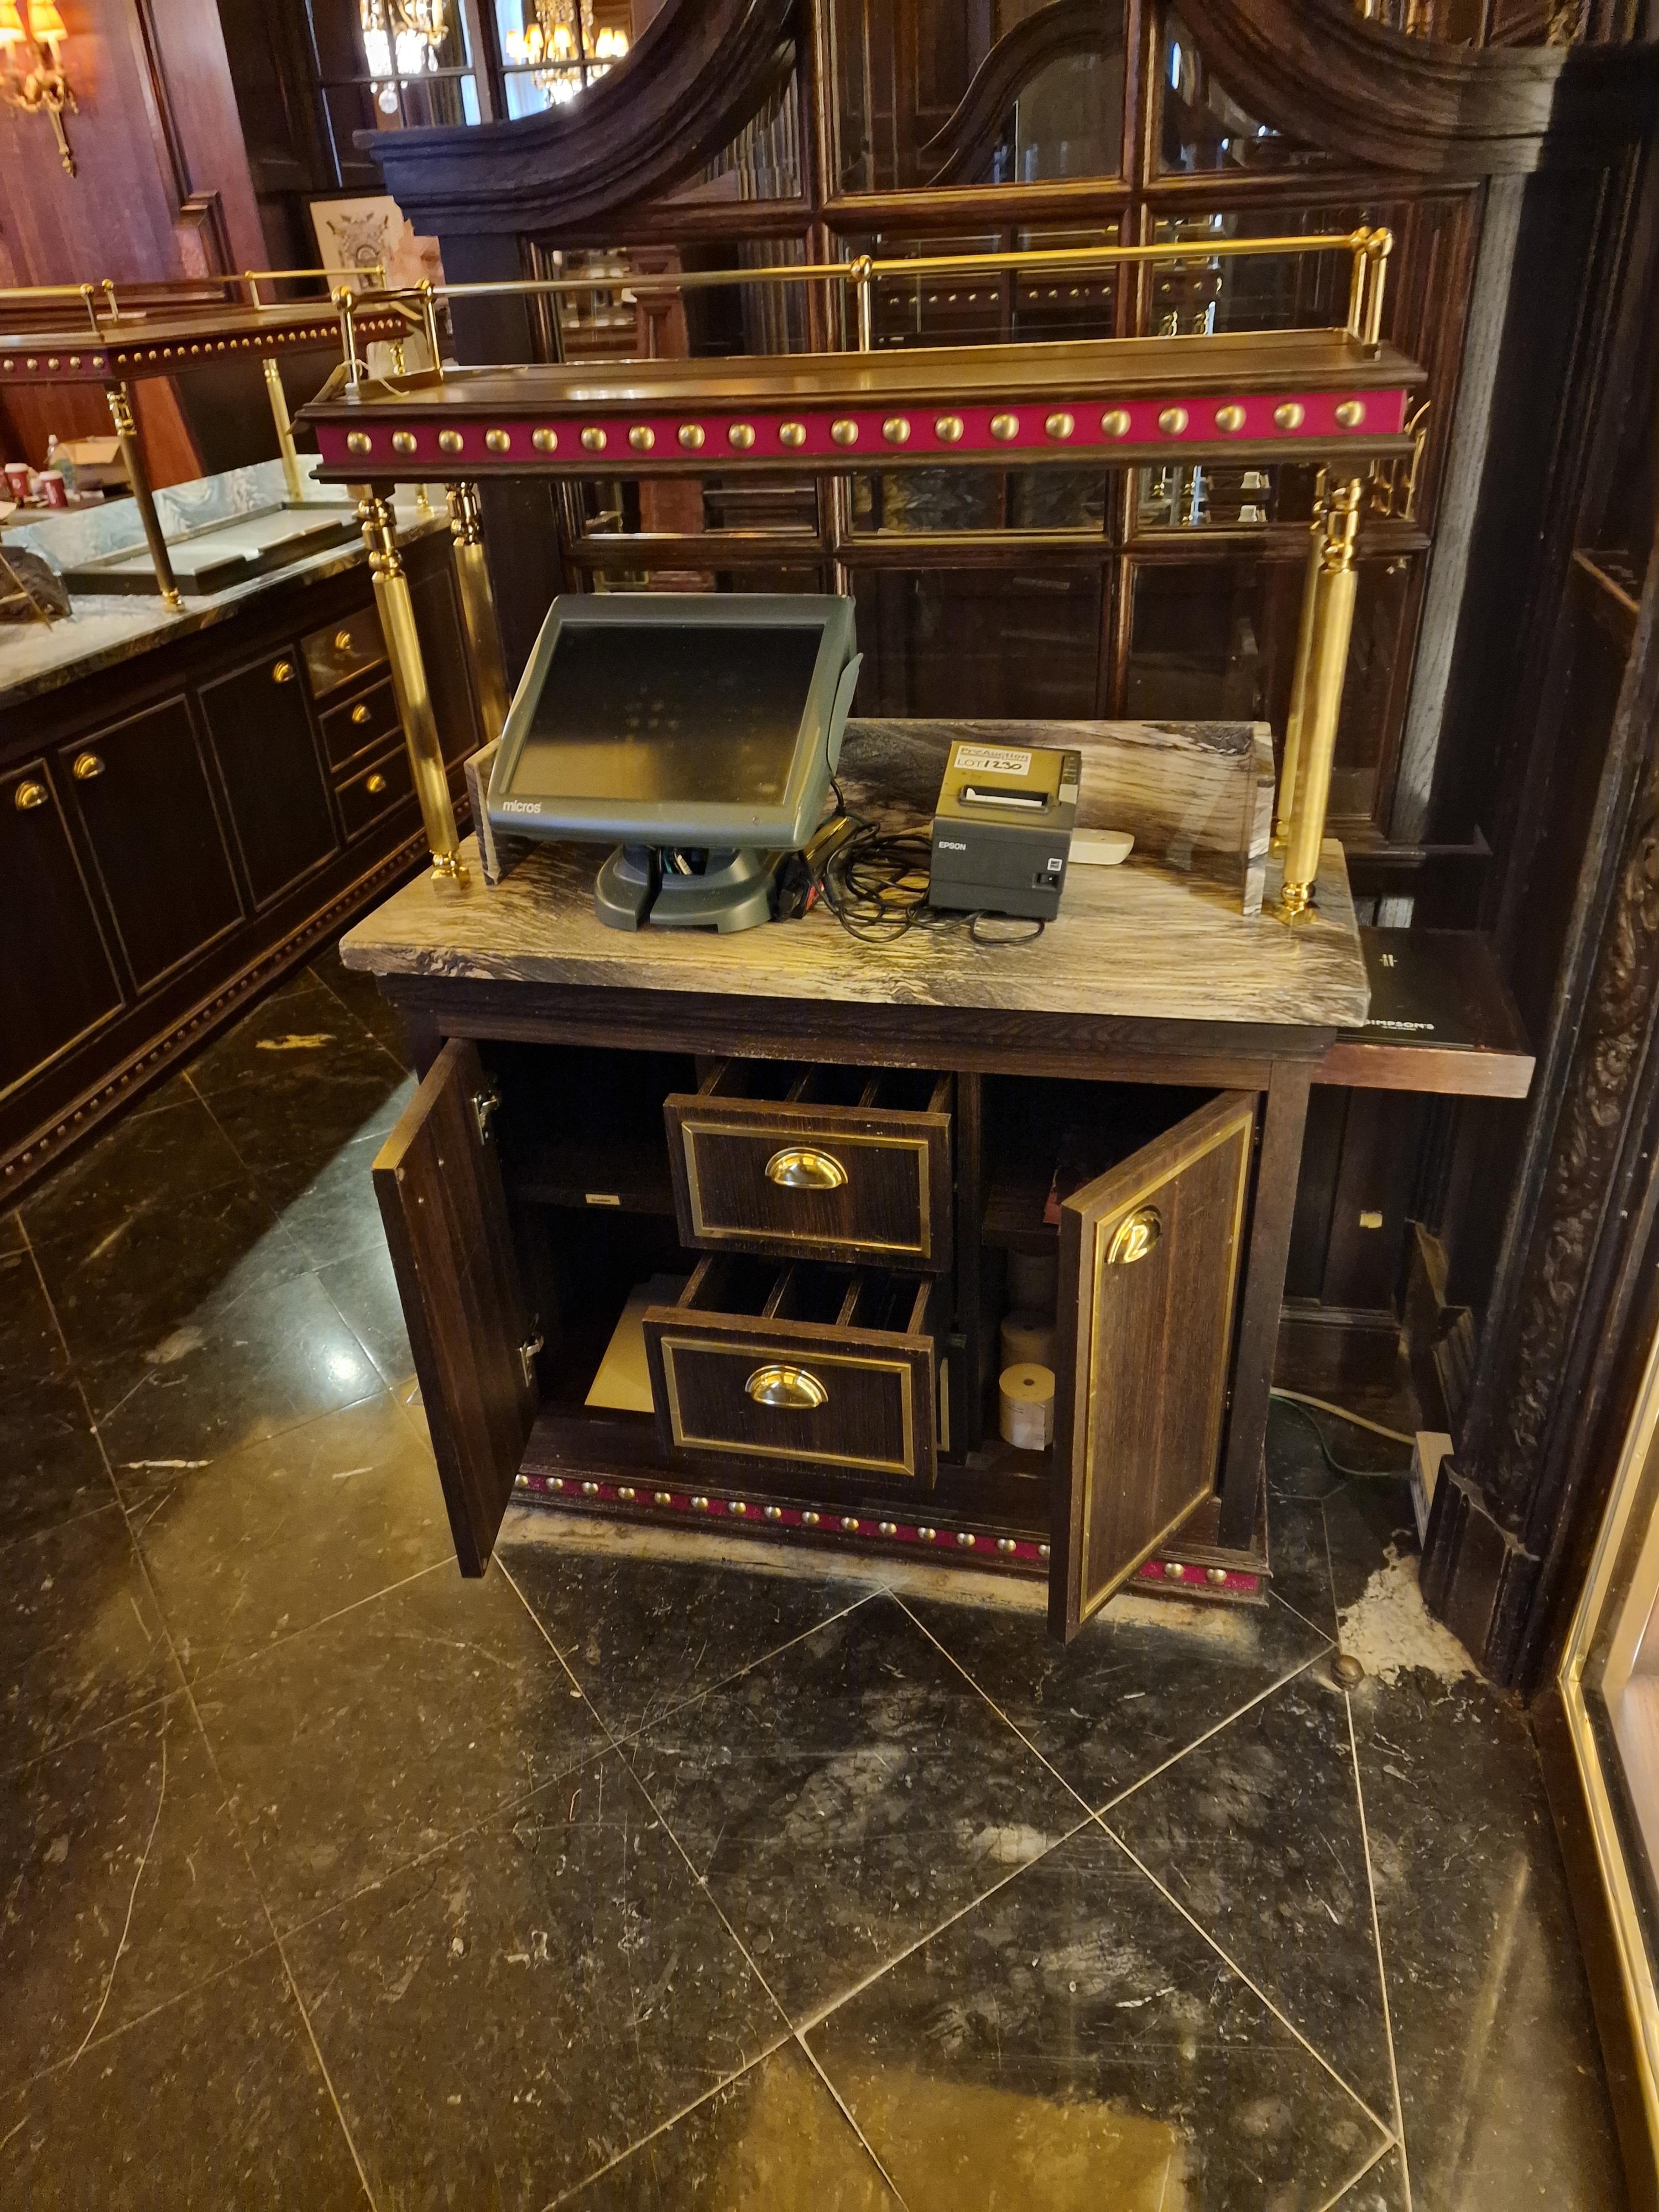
[307,195,448,373]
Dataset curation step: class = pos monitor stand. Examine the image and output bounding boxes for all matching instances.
[486,593,863,932]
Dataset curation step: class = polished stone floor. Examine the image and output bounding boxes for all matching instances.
[0,946,1629,2208]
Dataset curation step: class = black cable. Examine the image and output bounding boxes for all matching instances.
[811,786,1046,949]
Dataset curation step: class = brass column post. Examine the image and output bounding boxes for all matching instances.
[105,383,182,613]
[262,357,305,503]
[1276,475,1363,921]
[1274,467,1328,847]
[354,485,465,880]
[446,482,512,746]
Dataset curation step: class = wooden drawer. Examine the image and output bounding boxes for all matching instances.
[302,607,385,698]
[664,1061,953,1272]
[643,1256,945,1488]
[336,741,413,839]
[321,675,400,771]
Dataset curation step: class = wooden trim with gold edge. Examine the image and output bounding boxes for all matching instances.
[658,1337,920,1478]
[679,1119,935,1260]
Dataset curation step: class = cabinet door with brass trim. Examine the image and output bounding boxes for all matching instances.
[374,1040,539,1575]
[1050,1092,1256,1642]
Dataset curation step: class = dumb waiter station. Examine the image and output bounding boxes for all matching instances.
[301,230,1531,1638]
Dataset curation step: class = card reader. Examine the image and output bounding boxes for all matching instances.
[928,742,1081,921]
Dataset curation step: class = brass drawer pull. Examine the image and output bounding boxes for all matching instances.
[335,629,354,652]
[1107,1207,1161,1266]
[746,1363,828,1411]
[273,660,295,684]
[765,1146,847,1191]
[71,752,105,780]
[366,772,388,794]
[13,779,48,811]
[350,702,372,724]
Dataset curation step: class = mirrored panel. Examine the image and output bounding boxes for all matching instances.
[566,473,820,541]
[850,466,1108,535]
[839,228,1120,352]
[1135,460,1321,531]
[1157,7,1326,174]
[497,0,639,113]
[851,565,1104,716]
[1144,213,1355,337]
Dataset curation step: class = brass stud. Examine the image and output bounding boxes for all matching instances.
[692,1494,709,1510]
[654,1490,672,1505]
[997,1537,1018,1554]
[778,420,807,447]
[882,415,911,445]
[1158,406,1189,436]
[830,418,859,446]
[729,1500,747,1515]
[764,1504,782,1520]
[1206,1566,1227,1585]
[1164,1560,1185,1579]
[69,354,79,368]
[531,427,558,452]
[989,412,1019,441]
[878,1521,897,1536]
[1214,403,1246,434]
[581,1480,599,1496]
[46,356,59,370]
[618,1485,636,1501]
[1100,409,1131,439]
[1044,410,1074,441]
[957,1531,976,1548]
[841,1515,860,1532]
[581,426,607,452]
[1335,398,1366,429]
[1039,1542,1051,1561]
[1333,1652,1365,1687]
[550,1477,564,1490]
[935,415,964,443]
[629,425,656,452]
[727,421,757,450]
[919,1526,937,1541]
[438,430,464,453]
[391,430,417,454]
[802,1510,821,1526]
[346,431,373,456]
[485,428,511,453]
[678,423,706,450]
[1274,401,1305,431]
[25,357,37,369]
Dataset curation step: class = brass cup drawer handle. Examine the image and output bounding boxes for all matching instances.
[745,1363,829,1411]
[13,779,49,811]
[350,703,372,724]
[366,772,388,794]
[272,660,295,684]
[765,1146,848,1191]
[335,629,354,652]
[71,752,105,781]
[1107,1207,1162,1266]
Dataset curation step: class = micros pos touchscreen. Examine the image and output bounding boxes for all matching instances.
[929,740,1081,921]
[486,593,862,933]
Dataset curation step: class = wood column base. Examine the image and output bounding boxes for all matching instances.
[1420,1458,1541,1678]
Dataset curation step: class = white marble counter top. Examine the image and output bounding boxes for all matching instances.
[0,460,445,711]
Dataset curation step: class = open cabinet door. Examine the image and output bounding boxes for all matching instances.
[375,1039,539,1575]
[1050,1092,1257,1641]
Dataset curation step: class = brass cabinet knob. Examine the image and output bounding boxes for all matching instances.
[366,772,388,794]
[1107,1207,1162,1266]
[272,660,295,684]
[13,779,48,811]
[350,703,371,724]
[334,629,353,651]
[745,1363,828,1411]
[765,1146,847,1191]
[71,752,105,781]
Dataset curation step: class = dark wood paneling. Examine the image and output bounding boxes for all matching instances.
[374,1039,539,1575]
[58,697,244,993]
[0,763,124,1098]
[1219,1062,1311,1550]
[199,645,340,907]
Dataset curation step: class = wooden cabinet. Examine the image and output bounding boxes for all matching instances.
[199,646,340,907]
[0,761,123,1096]
[58,696,243,992]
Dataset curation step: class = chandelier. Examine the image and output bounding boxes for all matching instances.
[360,0,447,114]
[503,1,628,105]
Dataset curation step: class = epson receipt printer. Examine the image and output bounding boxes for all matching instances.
[929,741,1081,921]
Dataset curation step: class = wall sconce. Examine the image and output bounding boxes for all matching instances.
[0,2,76,176]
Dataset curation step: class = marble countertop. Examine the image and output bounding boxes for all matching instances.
[343,721,1370,1031]
[0,459,446,711]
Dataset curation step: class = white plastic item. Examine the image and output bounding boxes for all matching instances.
[1069,829,1135,867]
[999,1363,1056,1451]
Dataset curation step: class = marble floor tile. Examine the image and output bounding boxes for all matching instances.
[0,1692,268,2089]
[1,1506,180,1774]
[1350,1667,1627,2211]
[1335,2143,1409,2209]
[902,1585,1329,1812]
[130,1390,452,1682]
[1266,1483,1339,1640]
[308,945,412,1062]
[1265,1395,1349,1501]
[86,1268,383,1479]
[0,1204,24,1251]
[565,2041,898,2209]
[285,1749,786,2211]
[18,1091,251,1261]
[317,1237,413,1385]
[0,1239,70,1387]
[1106,1665,1395,2122]
[194,1558,609,1932]
[503,1546,875,1743]
[203,1036,411,1207]
[625,1595,1083,2022]
[806,1820,1388,2211]
[0,1945,368,2210]
[1324,1475,1423,1619]
[0,1370,116,1549]
[273,1131,398,1272]
[184,979,358,1098]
